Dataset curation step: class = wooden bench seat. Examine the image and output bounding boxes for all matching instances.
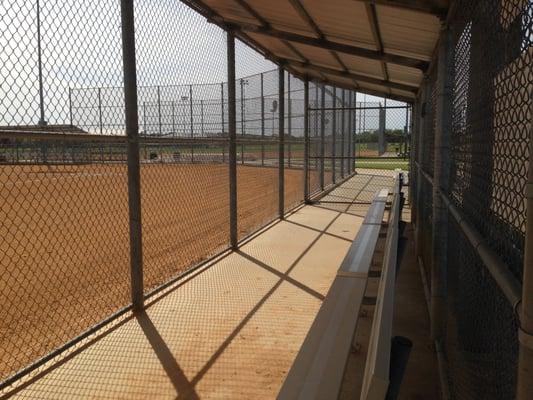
[278,188,390,400]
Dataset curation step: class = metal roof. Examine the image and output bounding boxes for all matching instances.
[182,0,450,103]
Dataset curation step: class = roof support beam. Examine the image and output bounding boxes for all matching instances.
[285,59,417,93]
[364,3,390,94]
[308,75,413,104]
[285,0,359,87]
[233,22,429,71]
[356,0,448,17]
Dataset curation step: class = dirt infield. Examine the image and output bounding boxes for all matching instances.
[0,162,304,382]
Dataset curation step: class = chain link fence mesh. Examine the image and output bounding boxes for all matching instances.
[414,0,532,399]
[0,1,382,389]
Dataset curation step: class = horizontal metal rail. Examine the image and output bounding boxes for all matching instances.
[308,106,409,111]
[414,161,522,306]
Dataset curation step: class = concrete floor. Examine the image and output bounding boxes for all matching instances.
[2,174,395,400]
[2,173,438,399]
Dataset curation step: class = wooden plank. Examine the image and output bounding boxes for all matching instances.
[278,189,390,400]
[338,224,381,275]
[277,276,367,400]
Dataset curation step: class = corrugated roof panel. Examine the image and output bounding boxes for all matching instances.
[202,0,258,25]
[387,64,423,87]
[390,88,416,100]
[289,42,339,68]
[299,0,376,50]
[339,53,383,78]
[246,33,305,61]
[245,0,313,37]
[377,5,439,60]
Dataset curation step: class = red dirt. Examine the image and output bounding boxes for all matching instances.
[0,162,303,381]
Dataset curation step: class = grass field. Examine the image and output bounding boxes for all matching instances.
[355,157,409,170]
[0,162,305,381]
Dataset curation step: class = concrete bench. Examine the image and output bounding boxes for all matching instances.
[278,188,390,400]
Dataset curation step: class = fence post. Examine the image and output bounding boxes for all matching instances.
[315,85,318,172]
[143,101,146,134]
[278,67,285,218]
[351,92,357,172]
[517,89,533,400]
[157,86,162,136]
[320,84,325,190]
[37,0,46,126]
[240,78,245,165]
[288,74,292,169]
[98,87,103,135]
[68,87,73,127]
[261,72,265,167]
[303,79,309,203]
[220,82,225,135]
[415,79,430,262]
[410,102,418,223]
[347,91,352,174]
[190,85,194,162]
[340,89,345,179]
[378,105,385,156]
[120,0,143,311]
[332,87,336,184]
[201,100,204,136]
[171,101,175,137]
[430,24,453,342]
[227,32,238,249]
[261,73,265,166]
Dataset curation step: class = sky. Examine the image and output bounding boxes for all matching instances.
[0,0,406,134]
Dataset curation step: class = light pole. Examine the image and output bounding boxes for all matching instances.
[37,0,46,126]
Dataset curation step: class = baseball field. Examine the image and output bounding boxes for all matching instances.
[0,161,310,381]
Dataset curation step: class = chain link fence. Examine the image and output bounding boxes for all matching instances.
[413,0,532,398]
[0,1,368,390]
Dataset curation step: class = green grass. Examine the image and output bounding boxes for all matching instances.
[355,157,409,170]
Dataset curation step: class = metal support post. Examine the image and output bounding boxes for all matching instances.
[288,74,292,168]
[430,25,453,342]
[340,89,345,179]
[68,87,73,127]
[261,73,265,166]
[303,80,309,202]
[98,88,103,135]
[278,67,285,217]
[157,86,162,136]
[227,32,238,249]
[171,101,175,137]
[37,0,46,126]
[378,105,386,156]
[415,79,430,261]
[220,82,225,135]
[332,87,336,183]
[240,78,245,165]
[320,84,325,190]
[190,84,194,162]
[200,100,204,136]
[353,92,357,172]
[347,91,352,174]
[120,0,143,311]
